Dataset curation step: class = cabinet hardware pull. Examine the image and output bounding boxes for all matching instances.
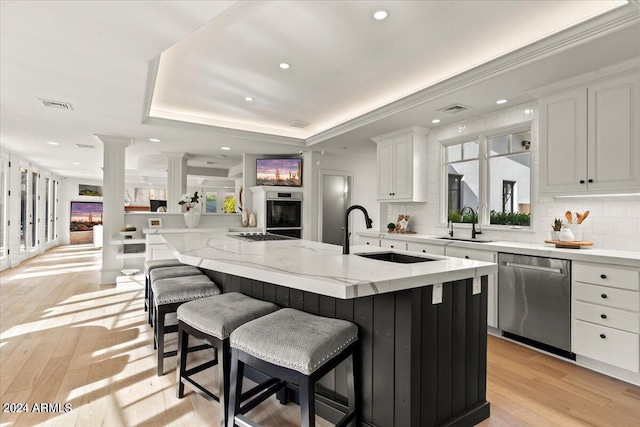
[580,180,585,184]
[588,179,593,183]
[422,250,426,253]
[390,245,394,248]
[601,314,607,319]
[600,334,606,339]
[465,256,469,259]
[601,294,607,299]
[600,274,607,279]
[366,242,370,245]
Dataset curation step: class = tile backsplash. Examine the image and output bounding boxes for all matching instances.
[385,102,640,252]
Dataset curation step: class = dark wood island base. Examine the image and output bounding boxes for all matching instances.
[203,270,490,427]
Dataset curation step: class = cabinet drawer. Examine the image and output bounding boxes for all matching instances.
[574,262,639,291]
[446,247,496,263]
[574,282,639,312]
[358,237,380,247]
[573,320,639,373]
[381,239,406,251]
[574,301,640,334]
[406,242,445,256]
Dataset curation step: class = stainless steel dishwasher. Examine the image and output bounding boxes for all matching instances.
[498,253,573,356]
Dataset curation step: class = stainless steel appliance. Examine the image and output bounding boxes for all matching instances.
[498,253,573,356]
[232,232,295,242]
[265,191,302,238]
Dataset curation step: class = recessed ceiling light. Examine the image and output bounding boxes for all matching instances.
[149,138,160,142]
[46,141,59,145]
[496,99,508,104]
[72,162,80,165]
[221,147,231,151]
[373,10,389,20]
[279,63,290,69]
[245,97,254,102]
[431,119,441,124]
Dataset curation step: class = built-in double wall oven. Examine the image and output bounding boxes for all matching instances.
[265,191,302,238]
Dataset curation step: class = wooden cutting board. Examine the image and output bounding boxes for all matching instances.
[544,240,593,249]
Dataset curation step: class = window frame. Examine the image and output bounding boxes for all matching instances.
[440,121,533,228]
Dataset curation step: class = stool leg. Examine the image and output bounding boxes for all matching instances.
[156,305,165,376]
[144,274,149,312]
[218,339,231,427]
[177,325,189,398]
[227,349,244,427]
[346,344,360,426]
[299,376,315,427]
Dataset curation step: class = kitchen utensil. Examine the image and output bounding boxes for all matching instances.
[565,211,573,224]
[575,212,582,224]
[578,210,590,224]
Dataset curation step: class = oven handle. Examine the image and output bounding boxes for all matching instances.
[503,262,563,274]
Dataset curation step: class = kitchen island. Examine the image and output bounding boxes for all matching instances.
[161,231,498,427]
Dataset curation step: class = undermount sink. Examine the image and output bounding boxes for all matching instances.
[356,251,438,264]
[436,237,494,243]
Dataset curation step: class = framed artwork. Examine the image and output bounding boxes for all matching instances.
[148,218,163,228]
[78,184,103,197]
[70,201,103,245]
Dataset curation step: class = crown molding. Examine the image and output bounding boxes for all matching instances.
[371,126,430,143]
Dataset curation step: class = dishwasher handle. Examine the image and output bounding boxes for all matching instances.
[503,261,564,275]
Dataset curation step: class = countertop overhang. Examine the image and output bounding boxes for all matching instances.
[160,230,497,299]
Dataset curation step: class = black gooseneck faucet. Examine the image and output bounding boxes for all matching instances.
[460,206,482,239]
[343,205,373,254]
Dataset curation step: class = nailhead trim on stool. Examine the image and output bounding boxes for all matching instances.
[175,293,280,427]
[228,308,360,427]
[148,265,202,326]
[153,275,220,376]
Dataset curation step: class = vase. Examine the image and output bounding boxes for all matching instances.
[558,226,575,242]
[249,212,256,227]
[550,231,560,241]
[242,211,249,227]
[184,209,201,228]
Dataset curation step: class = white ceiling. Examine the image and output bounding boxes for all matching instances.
[1,1,639,185]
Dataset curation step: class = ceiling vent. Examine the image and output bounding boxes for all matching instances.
[289,120,310,129]
[437,104,472,114]
[76,144,95,149]
[205,161,219,165]
[39,99,73,110]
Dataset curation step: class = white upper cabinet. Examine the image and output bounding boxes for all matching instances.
[537,63,640,196]
[372,126,429,202]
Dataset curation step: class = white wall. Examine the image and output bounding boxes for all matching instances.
[386,102,640,251]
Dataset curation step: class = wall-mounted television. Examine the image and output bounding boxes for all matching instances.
[150,199,167,212]
[256,158,302,187]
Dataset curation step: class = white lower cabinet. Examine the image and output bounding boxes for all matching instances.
[572,261,640,373]
[145,233,177,261]
[445,247,498,328]
[406,242,445,256]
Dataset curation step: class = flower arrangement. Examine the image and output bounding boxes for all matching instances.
[179,191,200,210]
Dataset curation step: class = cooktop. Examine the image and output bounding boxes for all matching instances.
[231,232,296,242]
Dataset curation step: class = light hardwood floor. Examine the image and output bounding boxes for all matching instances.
[1,245,639,426]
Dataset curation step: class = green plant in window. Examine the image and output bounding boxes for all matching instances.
[223,195,236,213]
[447,210,474,223]
[489,210,530,226]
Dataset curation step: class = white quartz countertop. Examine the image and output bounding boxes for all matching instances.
[160,231,498,299]
[358,231,640,267]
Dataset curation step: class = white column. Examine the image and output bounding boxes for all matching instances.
[96,135,132,284]
[163,152,188,213]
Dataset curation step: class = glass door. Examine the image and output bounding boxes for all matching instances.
[20,168,27,251]
[31,171,38,249]
[45,177,50,243]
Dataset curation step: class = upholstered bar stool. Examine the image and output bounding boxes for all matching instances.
[153,274,221,375]
[228,308,360,427]
[176,292,281,427]
[144,259,184,315]
[148,265,202,326]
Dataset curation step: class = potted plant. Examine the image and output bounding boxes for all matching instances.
[387,222,396,233]
[551,218,563,240]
